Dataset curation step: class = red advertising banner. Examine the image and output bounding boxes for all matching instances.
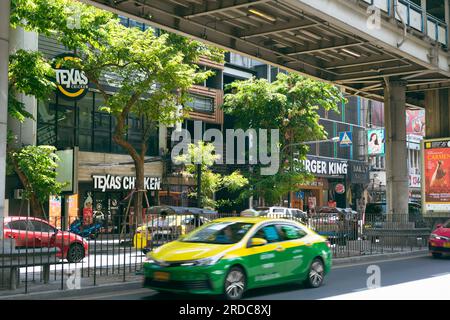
[406,110,425,137]
[423,139,450,211]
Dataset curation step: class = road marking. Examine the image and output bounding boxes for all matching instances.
[332,253,429,269]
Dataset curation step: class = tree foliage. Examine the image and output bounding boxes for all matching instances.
[8,146,67,217]
[11,0,225,220]
[222,73,345,204]
[175,141,248,209]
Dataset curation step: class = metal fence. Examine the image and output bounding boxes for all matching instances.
[0,212,431,294]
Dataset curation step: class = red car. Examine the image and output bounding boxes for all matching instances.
[429,220,450,258]
[4,217,89,263]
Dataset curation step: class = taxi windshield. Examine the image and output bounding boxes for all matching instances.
[181,222,253,244]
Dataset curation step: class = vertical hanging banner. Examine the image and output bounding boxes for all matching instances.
[49,196,62,228]
[67,194,79,225]
[422,138,450,212]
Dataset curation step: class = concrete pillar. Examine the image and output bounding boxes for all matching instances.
[0,0,11,239]
[425,89,450,139]
[8,27,39,148]
[384,79,409,223]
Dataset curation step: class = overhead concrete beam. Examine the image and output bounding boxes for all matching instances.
[284,0,450,75]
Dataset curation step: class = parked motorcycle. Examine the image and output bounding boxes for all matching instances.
[69,218,103,240]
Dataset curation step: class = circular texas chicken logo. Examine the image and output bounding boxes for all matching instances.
[54,53,89,100]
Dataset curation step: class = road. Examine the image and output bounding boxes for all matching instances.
[9,254,450,300]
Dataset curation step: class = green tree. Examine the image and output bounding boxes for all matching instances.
[11,0,224,222]
[175,141,248,209]
[7,47,65,217]
[222,73,344,205]
[8,146,66,218]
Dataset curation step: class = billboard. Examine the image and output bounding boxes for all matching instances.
[367,129,385,155]
[406,110,425,137]
[422,138,450,212]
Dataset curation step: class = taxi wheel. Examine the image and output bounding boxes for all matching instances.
[304,258,324,288]
[223,267,246,300]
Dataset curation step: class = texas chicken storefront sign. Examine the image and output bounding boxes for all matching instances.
[54,53,89,100]
[92,175,161,192]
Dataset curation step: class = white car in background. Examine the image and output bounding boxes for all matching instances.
[265,206,307,222]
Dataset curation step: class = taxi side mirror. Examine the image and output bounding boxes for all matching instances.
[249,238,268,247]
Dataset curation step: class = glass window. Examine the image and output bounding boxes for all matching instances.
[345,96,359,125]
[56,105,75,127]
[181,222,254,244]
[31,220,55,233]
[38,99,56,123]
[37,124,56,145]
[77,92,93,129]
[57,126,76,149]
[94,112,110,130]
[186,95,214,113]
[278,225,307,240]
[79,129,92,151]
[7,220,32,231]
[254,225,281,243]
[93,130,111,153]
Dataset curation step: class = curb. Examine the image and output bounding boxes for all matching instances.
[332,249,429,267]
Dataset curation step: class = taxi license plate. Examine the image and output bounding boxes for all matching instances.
[444,242,450,248]
[154,272,170,281]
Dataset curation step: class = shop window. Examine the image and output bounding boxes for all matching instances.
[78,129,93,151]
[77,92,93,129]
[37,124,56,145]
[93,130,111,153]
[57,126,76,149]
[38,98,56,124]
[94,112,110,131]
[56,104,75,127]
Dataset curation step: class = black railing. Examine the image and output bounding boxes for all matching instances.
[0,212,431,294]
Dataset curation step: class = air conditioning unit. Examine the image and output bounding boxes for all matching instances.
[13,189,24,200]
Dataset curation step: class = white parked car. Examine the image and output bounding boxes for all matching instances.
[265,207,307,221]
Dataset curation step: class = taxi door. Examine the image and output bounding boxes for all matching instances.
[275,223,313,279]
[245,224,288,288]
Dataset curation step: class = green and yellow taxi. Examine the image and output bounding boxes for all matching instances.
[143,217,332,300]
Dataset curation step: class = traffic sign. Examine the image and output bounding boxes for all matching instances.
[339,131,353,147]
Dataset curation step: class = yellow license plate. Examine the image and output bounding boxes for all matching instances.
[444,243,450,248]
[154,271,170,281]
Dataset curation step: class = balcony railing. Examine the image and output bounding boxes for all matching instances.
[362,0,448,47]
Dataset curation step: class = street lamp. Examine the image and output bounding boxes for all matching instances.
[283,136,340,208]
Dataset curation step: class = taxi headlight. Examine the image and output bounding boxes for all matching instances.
[145,252,155,263]
[193,254,224,266]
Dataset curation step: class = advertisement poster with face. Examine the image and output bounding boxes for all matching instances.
[406,110,425,137]
[424,140,450,210]
[367,129,385,155]
[83,192,94,225]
